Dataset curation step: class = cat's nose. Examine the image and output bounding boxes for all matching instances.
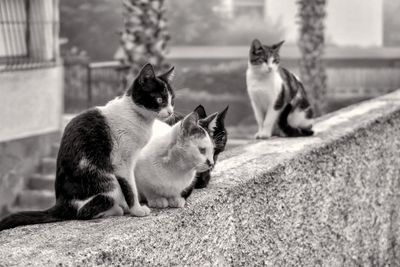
[167,107,174,116]
[206,159,214,168]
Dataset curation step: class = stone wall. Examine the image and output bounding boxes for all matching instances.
[0,90,399,266]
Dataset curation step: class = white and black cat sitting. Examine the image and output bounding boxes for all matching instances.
[247,39,314,138]
[0,63,175,231]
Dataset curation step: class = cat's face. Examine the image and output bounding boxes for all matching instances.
[194,105,229,162]
[178,112,215,173]
[128,64,175,119]
[249,39,284,73]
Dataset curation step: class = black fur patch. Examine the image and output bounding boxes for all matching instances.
[76,195,114,220]
[305,107,314,119]
[194,106,228,188]
[194,105,207,119]
[126,64,175,112]
[273,85,285,110]
[0,210,61,231]
[116,176,135,208]
[0,203,77,231]
[194,170,211,189]
[278,104,314,137]
[212,106,229,156]
[56,108,115,201]
[181,180,195,199]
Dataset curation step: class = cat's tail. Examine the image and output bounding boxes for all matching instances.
[278,103,314,137]
[0,206,64,231]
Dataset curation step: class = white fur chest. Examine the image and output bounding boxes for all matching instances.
[98,97,153,168]
[246,68,283,110]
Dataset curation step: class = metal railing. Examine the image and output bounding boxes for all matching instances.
[0,0,59,71]
[63,55,400,113]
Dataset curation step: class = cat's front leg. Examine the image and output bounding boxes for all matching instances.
[119,167,151,217]
[250,98,265,139]
[260,108,281,139]
[168,197,186,208]
[129,173,151,217]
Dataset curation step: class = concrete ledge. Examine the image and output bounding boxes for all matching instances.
[1,91,400,266]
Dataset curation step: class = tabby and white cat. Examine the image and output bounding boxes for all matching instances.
[135,110,217,208]
[164,105,229,189]
[0,63,175,231]
[246,39,314,139]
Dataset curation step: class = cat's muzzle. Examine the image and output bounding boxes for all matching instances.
[157,108,174,119]
[196,160,214,172]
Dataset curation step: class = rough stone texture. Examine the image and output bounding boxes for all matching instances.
[1,91,400,266]
[0,132,60,216]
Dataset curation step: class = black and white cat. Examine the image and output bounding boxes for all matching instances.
[0,63,175,231]
[164,105,229,189]
[247,39,314,138]
[135,110,216,208]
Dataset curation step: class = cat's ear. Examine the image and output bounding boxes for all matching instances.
[199,112,218,134]
[272,40,285,51]
[251,39,263,52]
[181,112,199,137]
[159,66,175,83]
[137,63,156,85]
[193,105,207,119]
[217,105,229,123]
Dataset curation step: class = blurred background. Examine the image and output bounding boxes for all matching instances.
[0,0,399,216]
[59,0,400,137]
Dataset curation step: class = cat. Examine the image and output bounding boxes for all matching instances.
[0,63,175,231]
[135,110,217,208]
[246,39,314,139]
[163,105,229,189]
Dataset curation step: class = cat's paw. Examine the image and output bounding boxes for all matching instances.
[147,198,169,209]
[168,197,186,208]
[255,131,271,139]
[130,205,151,217]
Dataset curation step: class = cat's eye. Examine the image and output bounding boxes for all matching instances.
[199,147,206,154]
[156,97,162,104]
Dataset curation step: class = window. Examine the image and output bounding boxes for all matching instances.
[0,0,58,71]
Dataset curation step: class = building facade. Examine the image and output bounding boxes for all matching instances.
[223,0,383,47]
[0,0,63,214]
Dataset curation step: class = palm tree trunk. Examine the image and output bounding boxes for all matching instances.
[117,0,170,78]
[297,0,327,116]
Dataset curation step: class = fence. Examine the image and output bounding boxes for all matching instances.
[64,58,129,112]
[63,48,400,114]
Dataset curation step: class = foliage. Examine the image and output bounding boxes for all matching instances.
[297,0,327,116]
[116,0,170,75]
[383,0,400,46]
[60,0,123,61]
[166,0,223,45]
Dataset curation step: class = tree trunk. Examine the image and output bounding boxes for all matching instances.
[117,0,170,80]
[297,0,327,117]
